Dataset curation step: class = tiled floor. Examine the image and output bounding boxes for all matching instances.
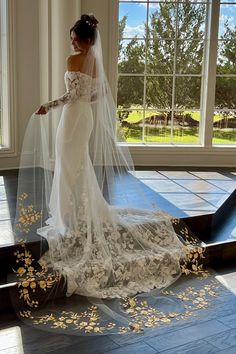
[134,170,236,217]
[1,168,236,353]
[1,267,236,354]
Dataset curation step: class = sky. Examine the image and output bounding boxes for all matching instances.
[119,1,236,38]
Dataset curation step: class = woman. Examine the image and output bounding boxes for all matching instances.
[16,14,186,300]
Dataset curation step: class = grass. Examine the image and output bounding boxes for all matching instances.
[120,125,236,144]
[118,107,236,144]
[119,108,229,124]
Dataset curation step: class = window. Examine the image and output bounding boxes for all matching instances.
[0,0,14,152]
[117,0,236,147]
[213,0,236,145]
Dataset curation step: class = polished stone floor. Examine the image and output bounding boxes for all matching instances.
[0,266,236,354]
[1,168,236,353]
[132,170,236,217]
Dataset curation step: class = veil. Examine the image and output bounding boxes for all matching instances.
[9,29,207,335]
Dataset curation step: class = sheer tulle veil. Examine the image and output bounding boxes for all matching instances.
[9,26,195,335]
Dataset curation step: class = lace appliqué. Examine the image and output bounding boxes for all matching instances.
[40,209,185,299]
[43,71,96,113]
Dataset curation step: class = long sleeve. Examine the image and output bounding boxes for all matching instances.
[43,89,77,113]
[42,71,95,113]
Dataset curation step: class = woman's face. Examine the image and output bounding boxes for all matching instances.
[70,31,80,52]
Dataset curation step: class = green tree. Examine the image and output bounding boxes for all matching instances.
[146,2,205,114]
[216,22,236,112]
[118,1,206,122]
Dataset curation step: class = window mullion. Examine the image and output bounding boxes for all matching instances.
[200,0,220,148]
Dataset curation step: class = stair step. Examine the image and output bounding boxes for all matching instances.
[0,270,66,314]
[0,235,48,279]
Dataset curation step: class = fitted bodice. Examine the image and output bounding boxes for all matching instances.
[43,71,97,112]
[65,71,96,102]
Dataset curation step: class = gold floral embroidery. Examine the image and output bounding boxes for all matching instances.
[14,242,61,307]
[20,276,220,334]
[15,193,42,234]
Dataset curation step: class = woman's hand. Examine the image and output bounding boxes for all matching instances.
[35,105,47,115]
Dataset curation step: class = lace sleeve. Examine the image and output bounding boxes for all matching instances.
[42,72,95,112]
[42,89,76,113]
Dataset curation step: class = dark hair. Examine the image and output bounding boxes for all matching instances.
[70,14,98,45]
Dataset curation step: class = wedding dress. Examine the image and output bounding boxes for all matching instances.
[14,32,186,302]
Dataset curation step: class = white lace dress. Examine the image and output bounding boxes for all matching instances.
[37,71,186,299]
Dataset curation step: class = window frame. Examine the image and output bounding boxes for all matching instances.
[110,0,236,151]
[0,0,17,157]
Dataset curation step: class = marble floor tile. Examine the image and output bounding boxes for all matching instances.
[215,346,236,354]
[182,210,215,217]
[215,270,236,296]
[159,193,217,211]
[206,180,236,193]
[174,180,225,193]
[190,171,232,180]
[205,329,236,351]
[0,201,11,220]
[218,313,236,329]
[0,326,23,352]
[157,339,219,354]
[129,170,166,179]
[196,193,230,207]
[158,171,199,179]
[0,219,14,245]
[0,176,4,185]
[0,185,7,201]
[146,320,228,352]
[141,180,188,193]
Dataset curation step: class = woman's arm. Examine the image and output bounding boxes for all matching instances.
[35,55,82,115]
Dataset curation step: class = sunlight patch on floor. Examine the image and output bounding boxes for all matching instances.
[0,326,24,353]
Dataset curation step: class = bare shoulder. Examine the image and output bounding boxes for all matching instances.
[66,54,85,72]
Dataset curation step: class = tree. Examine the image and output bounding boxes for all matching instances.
[117,17,145,112]
[146,2,205,113]
[216,22,236,113]
[118,1,206,116]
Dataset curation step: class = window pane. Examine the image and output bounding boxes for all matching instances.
[213,111,236,145]
[215,77,236,109]
[176,40,204,74]
[117,109,143,143]
[146,40,174,74]
[149,3,176,39]
[172,111,200,144]
[175,77,201,109]
[144,110,172,144]
[118,39,145,74]
[117,76,144,107]
[177,3,207,39]
[217,40,236,74]
[119,2,147,38]
[219,4,236,38]
[146,76,173,110]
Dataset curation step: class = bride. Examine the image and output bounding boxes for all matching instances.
[16,14,186,301]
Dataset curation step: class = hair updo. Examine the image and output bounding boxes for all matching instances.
[70,14,99,45]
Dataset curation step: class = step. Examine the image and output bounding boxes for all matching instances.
[0,269,66,314]
[182,189,236,267]
[0,234,48,279]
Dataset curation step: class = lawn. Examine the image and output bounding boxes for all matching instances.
[117,108,236,144]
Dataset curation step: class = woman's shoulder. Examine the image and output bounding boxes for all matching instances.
[66,53,85,72]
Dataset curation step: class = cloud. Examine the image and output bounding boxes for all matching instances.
[124,24,145,38]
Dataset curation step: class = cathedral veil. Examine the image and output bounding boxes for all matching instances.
[8,27,201,336]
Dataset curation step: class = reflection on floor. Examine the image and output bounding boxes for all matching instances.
[132,170,236,217]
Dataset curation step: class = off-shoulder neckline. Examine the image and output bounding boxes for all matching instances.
[66,70,95,79]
